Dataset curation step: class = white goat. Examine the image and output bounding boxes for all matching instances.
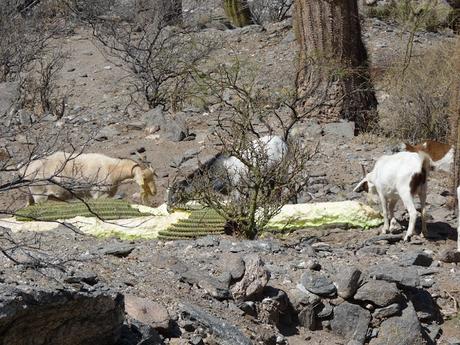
[20,152,156,205]
[220,135,288,186]
[167,135,288,208]
[354,151,431,242]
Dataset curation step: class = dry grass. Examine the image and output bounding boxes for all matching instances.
[377,41,459,142]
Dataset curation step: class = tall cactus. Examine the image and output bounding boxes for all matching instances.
[224,0,253,27]
[294,0,377,132]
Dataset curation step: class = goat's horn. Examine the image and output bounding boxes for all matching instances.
[360,164,367,178]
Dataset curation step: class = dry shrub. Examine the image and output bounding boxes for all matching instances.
[378,42,459,141]
[365,0,453,32]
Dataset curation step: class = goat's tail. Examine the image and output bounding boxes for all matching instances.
[409,152,431,195]
[418,151,432,177]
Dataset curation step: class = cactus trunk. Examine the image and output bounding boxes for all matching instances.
[224,0,253,27]
[294,0,377,132]
[449,40,460,208]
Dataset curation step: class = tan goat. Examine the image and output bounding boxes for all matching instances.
[20,152,156,205]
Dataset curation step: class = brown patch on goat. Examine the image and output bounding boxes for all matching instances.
[410,167,427,195]
[404,140,451,162]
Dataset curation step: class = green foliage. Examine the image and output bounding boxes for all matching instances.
[224,0,253,27]
[16,199,148,222]
[158,208,226,240]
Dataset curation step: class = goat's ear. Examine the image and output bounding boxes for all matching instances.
[353,178,368,193]
[403,143,417,152]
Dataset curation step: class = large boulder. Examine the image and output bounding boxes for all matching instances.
[0,283,124,345]
[354,280,401,307]
[231,255,270,301]
[370,302,425,345]
[334,265,362,299]
[331,302,371,345]
[180,303,252,345]
[300,270,336,297]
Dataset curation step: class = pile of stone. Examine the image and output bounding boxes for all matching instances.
[288,251,441,345]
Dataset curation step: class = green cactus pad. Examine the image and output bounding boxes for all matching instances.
[16,199,148,222]
[158,208,226,240]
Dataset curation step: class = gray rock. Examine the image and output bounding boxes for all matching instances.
[363,234,403,246]
[438,249,460,263]
[400,250,433,267]
[125,295,170,332]
[126,121,146,130]
[323,121,355,139]
[368,264,420,288]
[288,285,321,313]
[370,302,424,345]
[354,280,401,307]
[180,303,252,345]
[150,110,189,142]
[372,303,401,320]
[221,254,245,281]
[100,243,135,257]
[180,269,230,300]
[231,255,270,301]
[331,302,371,345]
[119,318,164,345]
[334,265,362,299]
[0,81,18,117]
[258,288,291,326]
[357,245,388,256]
[96,126,121,141]
[317,301,333,319]
[298,304,317,330]
[300,270,336,296]
[407,289,439,322]
[0,283,124,345]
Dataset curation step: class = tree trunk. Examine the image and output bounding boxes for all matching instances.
[294,0,377,132]
[224,0,253,27]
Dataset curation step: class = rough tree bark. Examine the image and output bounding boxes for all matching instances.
[294,0,377,132]
[224,0,253,27]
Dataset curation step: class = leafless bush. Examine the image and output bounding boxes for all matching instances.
[18,49,68,117]
[378,42,458,141]
[72,1,214,111]
[0,2,54,82]
[168,60,317,238]
[249,0,292,24]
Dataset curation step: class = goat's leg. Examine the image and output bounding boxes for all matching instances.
[388,197,399,232]
[400,189,418,242]
[378,192,390,234]
[418,185,428,238]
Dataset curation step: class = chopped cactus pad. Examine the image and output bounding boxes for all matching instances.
[266,201,383,231]
[1,201,383,240]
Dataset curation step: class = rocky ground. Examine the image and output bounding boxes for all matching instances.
[1,3,460,345]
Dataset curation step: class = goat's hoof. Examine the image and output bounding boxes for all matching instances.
[403,236,410,242]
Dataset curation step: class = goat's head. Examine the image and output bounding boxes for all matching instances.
[132,165,157,204]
